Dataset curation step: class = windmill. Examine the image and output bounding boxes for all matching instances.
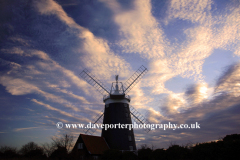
[79,65,150,151]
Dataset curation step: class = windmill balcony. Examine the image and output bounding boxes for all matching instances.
[103,94,131,102]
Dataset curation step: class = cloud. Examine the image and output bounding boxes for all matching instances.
[99,0,222,96]
[0,76,38,95]
[166,0,212,24]
[143,62,240,148]
[0,58,22,75]
[1,47,51,62]
[34,0,131,79]
[8,36,30,46]
[0,75,85,112]
[102,0,166,59]
[158,62,240,121]
[78,30,131,78]
[1,47,25,56]
[34,0,77,27]
[185,83,209,104]
[50,87,90,104]
[160,93,185,115]
[148,59,175,94]
[164,2,239,83]
[147,107,165,124]
[146,92,240,148]
[212,6,240,52]
[0,0,124,136]
[130,83,153,107]
[215,63,240,96]
[31,99,89,123]
[174,25,213,79]
[1,47,91,95]
[14,127,39,132]
[234,46,240,56]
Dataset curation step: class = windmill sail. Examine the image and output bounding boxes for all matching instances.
[83,110,104,135]
[130,105,151,133]
[123,65,148,94]
[80,69,110,95]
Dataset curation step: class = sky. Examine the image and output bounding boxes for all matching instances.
[0,0,240,149]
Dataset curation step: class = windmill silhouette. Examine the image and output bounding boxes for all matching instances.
[79,65,150,151]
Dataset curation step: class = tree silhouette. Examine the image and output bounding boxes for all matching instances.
[50,146,68,160]
[223,134,240,142]
[167,145,189,160]
[138,144,152,160]
[18,142,47,159]
[51,133,74,153]
[0,146,19,159]
[150,148,166,160]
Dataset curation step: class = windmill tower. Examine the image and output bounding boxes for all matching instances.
[80,65,149,151]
